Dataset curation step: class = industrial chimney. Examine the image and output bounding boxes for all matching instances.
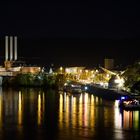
[14,36,17,61]
[10,36,13,61]
[5,36,8,61]
[5,35,18,62]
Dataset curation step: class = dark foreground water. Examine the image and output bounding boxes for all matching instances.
[0,87,140,140]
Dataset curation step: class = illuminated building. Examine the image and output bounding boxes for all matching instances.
[20,67,41,74]
[65,67,85,74]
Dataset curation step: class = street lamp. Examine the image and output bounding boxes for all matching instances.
[60,66,63,74]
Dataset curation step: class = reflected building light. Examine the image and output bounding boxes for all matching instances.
[114,127,123,140]
[63,92,66,112]
[91,95,94,106]
[72,97,77,127]
[66,94,69,128]
[84,93,88,127]
[123,111,133,129]
[66,95,69,105]
[114,108,122,129]
[38,94,41,125]
[59,94,63,114]
[18,91,22,125]
[133,111,139,130]
[95,97,99,104]
[79,94,82,127]
[79,94,82,104]
[66,93,69,101]
[71,95,74,109]
[114,100,119,108]
[42,93,45,121]
[59,94,63,129]
[90,95,95,129]
[73,97,76,112]
[0,91,2,127]
[84,93,89,104]
[98,98,103,105]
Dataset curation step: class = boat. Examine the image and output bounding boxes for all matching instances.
[63,81,82,93]
[119,97,140,110]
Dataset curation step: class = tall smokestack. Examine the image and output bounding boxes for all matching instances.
[14,36,17,60]
[5,36,8,61]
[10,36,13,61]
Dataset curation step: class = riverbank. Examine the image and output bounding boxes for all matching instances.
[1,73,65,89]
[86,84,130,100]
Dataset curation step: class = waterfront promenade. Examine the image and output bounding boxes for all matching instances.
[85,84,131,100]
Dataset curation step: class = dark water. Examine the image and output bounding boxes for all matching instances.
[0,87,140,140]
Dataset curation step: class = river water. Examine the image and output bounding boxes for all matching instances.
[0,87,140,140]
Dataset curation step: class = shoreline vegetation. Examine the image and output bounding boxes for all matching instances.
[1,73,65,89]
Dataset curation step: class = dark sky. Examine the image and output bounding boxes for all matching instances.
[0,1,139,67]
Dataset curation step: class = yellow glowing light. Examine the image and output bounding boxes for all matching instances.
[79,69,82,73]
[73,68,77,73]
[65,94,69,128]
[95,69,99,73]
[91,95,94,105]
[84,93,88,127]
[59,94,63,129]
[18,91,22,125]
[66,68,71,73]
[38,94,41,125]
[95,97,99,103]
[106,74,110,78]
[60,67,63,72]
[72,97,77,127]
[92,74,95,78]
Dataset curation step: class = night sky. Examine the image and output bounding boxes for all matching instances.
[0,1,139,67]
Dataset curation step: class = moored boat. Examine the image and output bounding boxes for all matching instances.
[63,81,82,93]
[119,97,140,110]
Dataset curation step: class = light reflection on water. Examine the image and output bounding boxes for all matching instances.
[0,87,140,140]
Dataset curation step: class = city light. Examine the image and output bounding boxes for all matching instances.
[114,76,124,88]
[84,86,88,90]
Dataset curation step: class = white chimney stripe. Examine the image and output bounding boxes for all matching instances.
[14,36,17,60]
[5,36,9,61]
[10,36,13,61]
